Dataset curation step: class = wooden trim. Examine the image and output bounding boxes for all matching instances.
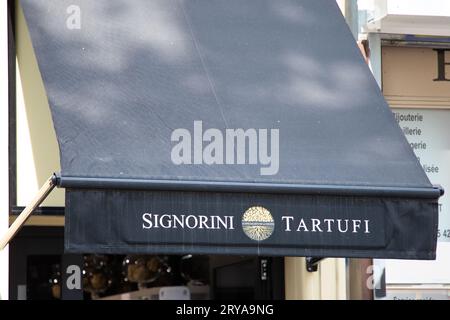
[389,104,450,110]
[386,95,450,109]
[8,215,64,227]
[348,259,374,300]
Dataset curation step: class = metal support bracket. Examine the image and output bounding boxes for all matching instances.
[306,257,326,272]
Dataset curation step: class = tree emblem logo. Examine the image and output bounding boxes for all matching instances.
[242,206,275,241]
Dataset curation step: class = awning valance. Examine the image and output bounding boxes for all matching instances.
[20,0,442,259]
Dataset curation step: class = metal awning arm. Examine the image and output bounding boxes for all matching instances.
[0,175,56,250]
[306,257,326,272]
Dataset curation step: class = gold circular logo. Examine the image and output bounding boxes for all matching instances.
[241,206,275,241]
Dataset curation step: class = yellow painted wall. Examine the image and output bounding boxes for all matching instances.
[285,258,347,300]
[15,1,64,207]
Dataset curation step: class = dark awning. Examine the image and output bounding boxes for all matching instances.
[20,0,442,259]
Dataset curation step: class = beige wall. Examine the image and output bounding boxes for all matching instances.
[285,258,347,300]
[383,46,450,108]
[336,0,347,13]
[15,2,64,208]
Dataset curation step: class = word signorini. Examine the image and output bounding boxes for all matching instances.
[142,213,235,230]
[142,213,371,234]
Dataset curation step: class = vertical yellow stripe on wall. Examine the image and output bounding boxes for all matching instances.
[15,0,64,207]
[285,258,347,300]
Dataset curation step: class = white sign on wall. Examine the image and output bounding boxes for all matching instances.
[384,108,450,285]
[393,108,450,241]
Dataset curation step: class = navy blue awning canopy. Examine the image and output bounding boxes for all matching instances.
[20,0,442,259]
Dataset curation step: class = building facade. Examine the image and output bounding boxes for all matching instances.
[359,0,450,299]
[2,0,448,300]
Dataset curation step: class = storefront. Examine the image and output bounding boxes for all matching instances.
[3,0,442,300]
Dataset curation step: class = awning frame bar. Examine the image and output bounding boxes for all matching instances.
[56,175,444,199]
